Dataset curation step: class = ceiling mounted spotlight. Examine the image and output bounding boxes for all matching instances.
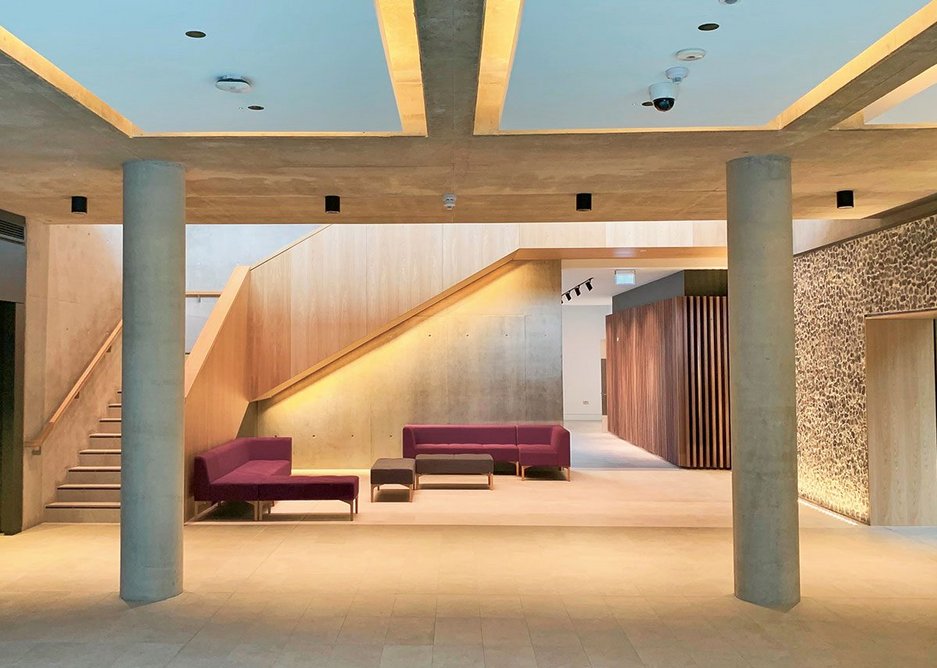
[247,105,264,111]
[185,30,206,38]
[71,195,88,215]
[574,286,582,297]
[698,23,720,31]
[576,192,592,212]
[585,279,593,292]
[443,193,457,211]
[325,195,341,214]
[836,190,855,210]
[215,76,252,94]
[564,292,572,301]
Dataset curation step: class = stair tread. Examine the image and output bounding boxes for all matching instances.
[108,403,122,408]
[99,417,121,422]
[68,465,121,472]
[90,432,121,438]
[80,449,121,454]
[58,483,121,490]
[46,501,120,509]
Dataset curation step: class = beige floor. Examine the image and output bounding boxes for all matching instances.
[2,427,935,666]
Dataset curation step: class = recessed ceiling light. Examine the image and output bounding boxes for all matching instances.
[215,76,252,94]
[836,190,855,210]
[325,195,341,214]
[71,195,88,215]
[185,30,206,39]
[698,23,720,31]
[676,48,706,61]
[576,193,592,212]
[247,105,264,111]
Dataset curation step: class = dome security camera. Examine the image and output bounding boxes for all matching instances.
[647,66,689,113]
[443,193,457,210]
[648,81,678,112]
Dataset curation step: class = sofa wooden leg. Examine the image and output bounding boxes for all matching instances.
[253,501,262,521]
[348,501,354,521]
[408,485,414,502]
[371,485,377,503]
[488,473,493,490]
[566,467,571,482]
[515,462,520,476]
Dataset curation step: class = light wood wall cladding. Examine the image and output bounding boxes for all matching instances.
[606,296,730,469]
[255,261,562,468]
[865,318,937,526]
[247,222,727,400]
[183,266,251,518]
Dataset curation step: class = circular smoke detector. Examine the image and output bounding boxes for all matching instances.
[676,48,706,61]
[215,76,252,94]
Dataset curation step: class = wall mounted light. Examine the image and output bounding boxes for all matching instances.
[71,195,88,215]
[325,195,341,214]
[576,193,592,212]
[836,190,855,210]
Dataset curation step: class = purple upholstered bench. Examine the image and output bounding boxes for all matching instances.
[192,437,360,520]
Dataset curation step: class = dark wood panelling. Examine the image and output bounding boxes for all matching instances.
[606,296,730,469]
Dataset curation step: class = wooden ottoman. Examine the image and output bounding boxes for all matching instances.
[415,454,494,489]
[370,458,416,502]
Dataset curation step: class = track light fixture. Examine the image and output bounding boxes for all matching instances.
[836,190,854,210]
[71,195,88,215]
[561,277,595,303]
[576,192,592,212]
[325,195,340,214]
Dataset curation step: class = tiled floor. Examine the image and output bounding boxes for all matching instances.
[1,522,936,667]
[1,426,935,666]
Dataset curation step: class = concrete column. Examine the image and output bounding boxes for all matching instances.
[726,155,800,608]
[120,160,185,603]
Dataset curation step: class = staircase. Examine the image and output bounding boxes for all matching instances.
[44,391,122,522]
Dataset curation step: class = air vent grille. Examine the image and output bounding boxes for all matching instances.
[0,219,25,244]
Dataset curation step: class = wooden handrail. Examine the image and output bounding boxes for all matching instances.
[185,291,222,300]
[25,319,123,452]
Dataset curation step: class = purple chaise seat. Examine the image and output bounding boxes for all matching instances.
[517,425,571,481]
[402,424,571,479]
[192,437,360,520]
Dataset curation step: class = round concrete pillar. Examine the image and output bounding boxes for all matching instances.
[726,155,800,608]
[120,160,185,603]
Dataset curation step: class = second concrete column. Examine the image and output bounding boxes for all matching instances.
[726,154,800,608]
[120,160,185,603]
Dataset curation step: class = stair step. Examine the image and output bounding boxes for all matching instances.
[108,403,121,409]
[97,418,122,434]
[66,466,121,484]
[46,501,120,509]
[78,449,122,466]
[45,502,120,523]
[90,432,121,438]
[55,484,121,503]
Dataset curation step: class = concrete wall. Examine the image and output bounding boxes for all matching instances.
[562,304,610,421]
[185,224,317,291]
[256,260,563,468]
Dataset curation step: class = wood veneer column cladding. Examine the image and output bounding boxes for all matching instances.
[605,296,729,469]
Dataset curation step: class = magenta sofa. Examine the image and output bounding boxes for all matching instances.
[402,424,570,480]
[192,437,360,520]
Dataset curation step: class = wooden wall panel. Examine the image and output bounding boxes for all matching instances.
[866,318,937,526]
[606,296,729,469]
[184,267,252,517]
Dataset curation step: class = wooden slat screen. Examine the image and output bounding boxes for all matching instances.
[606,296,730,469]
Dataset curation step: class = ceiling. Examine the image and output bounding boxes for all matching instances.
[0,1,415,134]
[2,0,937,226]
[501,0,929,131]
[562,263,679,306]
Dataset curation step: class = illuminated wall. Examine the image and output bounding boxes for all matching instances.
[794,215,937,522]
[255,260,562,468]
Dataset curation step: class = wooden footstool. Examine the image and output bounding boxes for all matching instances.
[415,454,494,489]
[370,458,416,501]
